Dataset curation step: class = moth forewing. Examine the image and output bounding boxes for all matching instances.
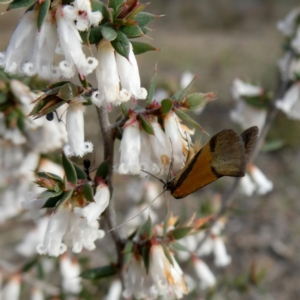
[210,129,246,177]
[240,126,259,162]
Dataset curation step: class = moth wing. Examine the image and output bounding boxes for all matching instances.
[210,129,246,177]
[170,129,246,199]
[240,126,259,162]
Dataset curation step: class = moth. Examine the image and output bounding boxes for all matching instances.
[164,126,259,199]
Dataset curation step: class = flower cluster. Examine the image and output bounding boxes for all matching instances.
[122,213,226,298]
[117,111,193,177]
[0,1,101,79]
[123,244,188,299]
[30,182,110,257]
[0,79,66,223]
[92,41,147,107]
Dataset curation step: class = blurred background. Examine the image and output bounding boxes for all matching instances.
[1,1,300,299]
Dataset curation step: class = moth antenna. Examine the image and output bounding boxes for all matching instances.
[107,189,166,233]
[140,169,165,184]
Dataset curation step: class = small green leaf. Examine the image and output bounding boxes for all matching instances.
[56,189,74,208]
[57,83,80,101]
[146,66,157,105]
[128,229,138,240]
[162,244,173,265]
[80,30,89,45]
[89,26,103,44]
[123,240,134,265]
[134,12,156,27]
[139,114,154,135]
[125,3,149,20]
[170,227,192,240]
[44,172,64,183]
[91,0,109,20]
[140,26,149,35]
[42,193,64,208]
[120,25,144,38]
[62,153,77,185]
[131,41,157,55]
[120,103,129,117]
[171,241,189,252]
[7,0,35,10]
[101,23,117,41]
[171,74,198,101]
[124,240,134,253]
[139,217,153,240]
[73,164,87,180]
[29,94,66,119]
[37,0,50,30]
[17,114,26,132]
[142,245,150,273]
[39,190,63,200]
[243,95,270,108]
[111,31,130,59]
[47,81,70,89]
[108,0,124,12]
[83,183,94,202]
[81,265,118,279]
[174,108,208,135]
[161,99,173,115]
[95,161,108,180]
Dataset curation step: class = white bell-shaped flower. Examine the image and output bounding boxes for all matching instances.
[149,117,172,176]
[118,115,141,174]
[92,40,130,107]
[276,82,300,121]
[81,182,110,225]
[193,258,216,290]
[23,13,60,80]
[248,164,273,195]
[232,79,263,100]
[0,11,37,75]
[116,43,147,100]
[213,237,232,267]
[60,254,82,294]
[56,6,98,78]
[149,244,188,299]
[64,101,93,157]
[277,8,300,37]
[164,111,190,172]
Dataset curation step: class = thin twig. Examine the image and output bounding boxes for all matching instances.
[96,105,124,268]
